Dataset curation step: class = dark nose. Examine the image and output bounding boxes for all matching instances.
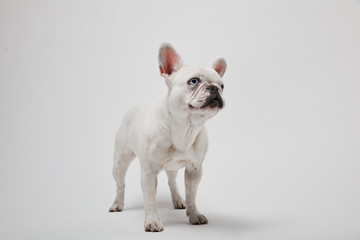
[206,85,218,92]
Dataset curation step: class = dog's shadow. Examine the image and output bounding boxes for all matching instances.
[123,199,277,233]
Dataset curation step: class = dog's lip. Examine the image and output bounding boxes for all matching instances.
[188,101,222,111]
[201,99,220,109]
[188,90,224,110]
[201,92,223,109]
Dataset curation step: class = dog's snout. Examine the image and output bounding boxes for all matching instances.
[206,85,218,92]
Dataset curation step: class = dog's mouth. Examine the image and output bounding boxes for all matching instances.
[189,92,224,110]
[201,98,223,109]
[201,91,224,109]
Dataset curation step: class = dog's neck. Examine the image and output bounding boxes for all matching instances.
[159,96,205,151]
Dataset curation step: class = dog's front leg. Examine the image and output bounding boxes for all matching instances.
[185,166,208,225]
[141,168,164,232]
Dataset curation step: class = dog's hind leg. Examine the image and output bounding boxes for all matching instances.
[109,129,135,212]
[166,170,186,209]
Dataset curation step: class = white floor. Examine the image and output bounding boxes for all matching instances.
[1,197,359,240]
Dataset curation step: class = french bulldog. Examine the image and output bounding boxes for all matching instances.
[109,43,226,232]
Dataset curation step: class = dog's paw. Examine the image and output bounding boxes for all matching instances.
[144,219,164,232]
[109,202,123,212]
[173,199,186,209]
[187,212,208,225]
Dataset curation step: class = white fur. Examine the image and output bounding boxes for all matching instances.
[109,43,226,232]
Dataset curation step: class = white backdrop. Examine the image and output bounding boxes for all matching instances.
[1,0,360,239]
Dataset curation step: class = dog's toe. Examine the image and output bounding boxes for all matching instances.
[109,202,123,212]
[188,213,208,225]
[144,220,164,232]
[173,200,186,209]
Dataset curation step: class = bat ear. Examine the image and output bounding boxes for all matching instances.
[158,43,183,76]
[213,58,227,77]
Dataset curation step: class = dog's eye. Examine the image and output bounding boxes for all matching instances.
[221,84,224,90]
[188,77,200,86]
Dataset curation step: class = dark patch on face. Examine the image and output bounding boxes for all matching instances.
[201,85,223,109]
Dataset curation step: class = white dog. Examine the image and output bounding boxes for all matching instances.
[109,43,226,232]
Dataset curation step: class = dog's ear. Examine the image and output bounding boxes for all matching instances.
[158,43,183,76]
[213,58,227,78]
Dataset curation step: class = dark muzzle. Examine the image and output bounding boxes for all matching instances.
[201,85,223,109]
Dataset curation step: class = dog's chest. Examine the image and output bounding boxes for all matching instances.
[147,123,205,172]
[149,136,201,171]
[160,148,198,171]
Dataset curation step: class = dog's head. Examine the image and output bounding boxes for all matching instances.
[158,43,226,124]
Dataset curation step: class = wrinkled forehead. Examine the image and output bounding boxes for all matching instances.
[173,65,222,84]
